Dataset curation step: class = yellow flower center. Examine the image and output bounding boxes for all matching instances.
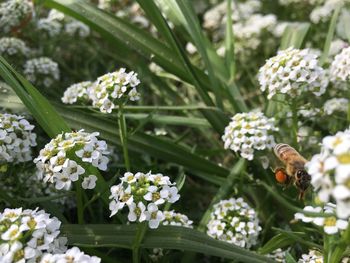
[337,153,350,164]
[324,216,336,227]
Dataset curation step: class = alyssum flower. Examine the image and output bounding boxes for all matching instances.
[0,37,29,58]
[88,68,141,113]
[206,197,261,248]
[39,247,101,263]
[306,129,350,219]
[61,81,93,105]
[258,47,328,99]
[0,207,67,263]
[294,203,348,234]
[23,57,60,88]
[222,112,277,160]
[109,171,180,229]
[330,46,350,83]
[34,130,109,191]
[0,0,33,33]
[0,113,37,164]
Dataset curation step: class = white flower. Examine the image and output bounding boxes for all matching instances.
[298,250,323,263]
[258,47,328,99]
[146,203,165,229]
[65,21,90,37]
[206,197,261,249]
[294,203,348,234]
[0,0,33,33]
[222,112,278,160]
[62,81,93,104]
[0,208,67,263]
[128,202,147,222]
[0,113,37,164]
[267,248,287,262]
[40,246,101,263]
[37,18,62,37]
[330,47,350,82]
[87,68,141,113]
[82,175,98,189]
[34,130,109,191]
[109,171,180,228]
[306,129,350,219]
[0,37,29,58]
[323,98,349,115]
[23,57,60,88]
[162,211,193,228]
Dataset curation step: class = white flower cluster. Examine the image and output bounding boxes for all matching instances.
[65,21,90,37]
[0,113,37,164]
[298,250,323,263]
[162,211,193,228]
[203,0,261,29]
[310,0,347,24]
[23,57,60,88]
[330,47,350,82]
[0,0,33,33]
[222,112,277,160]
[37,18,62,37]
[258,47,328,99]
[62,81,93,104]
[294,203,348,234]
[206,198,261,248]
[0,208,67,263]
[233,14,277,54]
[34,130,109,191]
[279,0,323,6]
[88,68,141,113]
[267,248,287,262]
[149,211,192,261]
[323,98,349,115]
[306,129,350,219]
[0,37,29,57]
[40,247,101,263]
[109,171,180,229]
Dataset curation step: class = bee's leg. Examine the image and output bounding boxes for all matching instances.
[298,190,305,200]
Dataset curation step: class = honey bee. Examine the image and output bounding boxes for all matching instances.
[273,143,311,199]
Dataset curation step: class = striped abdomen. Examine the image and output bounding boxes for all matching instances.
[274,143,307,174]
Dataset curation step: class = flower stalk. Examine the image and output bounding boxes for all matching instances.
[118,103,131,171]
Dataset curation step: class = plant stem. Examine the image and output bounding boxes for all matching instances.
[75,181,84,224]
[118,103,131,171]
[291,100,298,149]
[132,222,148,263]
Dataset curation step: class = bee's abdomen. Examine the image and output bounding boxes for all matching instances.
[274,143,299,162]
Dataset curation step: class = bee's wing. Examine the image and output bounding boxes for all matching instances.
[274,143,307,164]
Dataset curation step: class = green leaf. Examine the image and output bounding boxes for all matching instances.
[124,113,211,128]
[286,252,297,263]
[55,105,229,184]
[198,159,246,231]
[0,56,70,137]
[62,224,275,262]
[320,4,342,65]
[259,234,296,254]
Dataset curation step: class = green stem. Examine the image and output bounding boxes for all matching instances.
[75,181,84,224]
[323,233,329,263]
[291,100,298,149]
[329,224,350,263]
[118,104,131,171]
[132,222,148,263]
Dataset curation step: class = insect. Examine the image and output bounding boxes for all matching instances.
[273,143,311,199]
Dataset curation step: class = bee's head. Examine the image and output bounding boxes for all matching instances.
[295,170,311,190]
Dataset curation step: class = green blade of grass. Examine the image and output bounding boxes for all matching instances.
[62,224,275,262]
[320,4,342,65]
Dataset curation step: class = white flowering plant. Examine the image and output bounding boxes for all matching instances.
[1,0,350,262]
